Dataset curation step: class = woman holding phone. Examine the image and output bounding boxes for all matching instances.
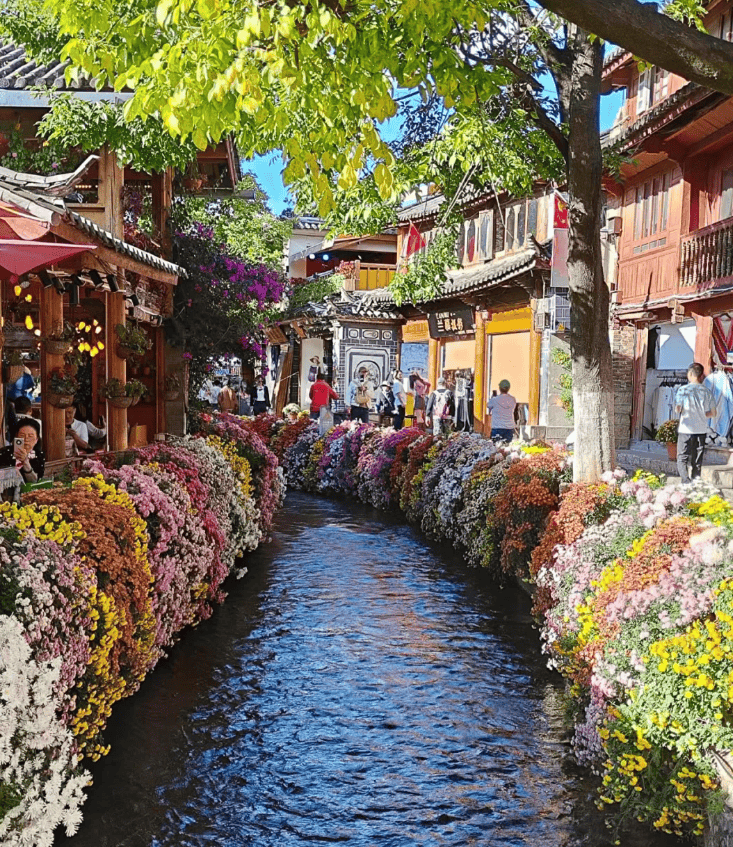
[0,417,45,483]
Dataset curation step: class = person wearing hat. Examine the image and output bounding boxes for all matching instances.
[347,366,372,423]
[487,379,517,442]
[425,376,455,437]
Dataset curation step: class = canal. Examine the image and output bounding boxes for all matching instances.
[57,493,677,847]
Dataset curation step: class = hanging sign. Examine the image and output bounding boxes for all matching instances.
[427,306,475,338]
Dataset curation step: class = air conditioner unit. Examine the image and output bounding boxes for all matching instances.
[608,216,623,235]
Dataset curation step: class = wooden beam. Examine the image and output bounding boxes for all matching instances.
[51,219,180,286]
[473,309,486,434]
[105,290,128,451]
[40,286,66,461]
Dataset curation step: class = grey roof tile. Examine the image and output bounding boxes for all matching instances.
[0,39,95,91]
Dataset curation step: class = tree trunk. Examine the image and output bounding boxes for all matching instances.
[564,32,615,483]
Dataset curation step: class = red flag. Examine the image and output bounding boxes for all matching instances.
[554,193,569,229]
[404,222,426,259]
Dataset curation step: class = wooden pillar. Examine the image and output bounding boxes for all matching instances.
[693,312,713,373]
[98,144,124,239]
[106,290,128,451]
[152,169,174,257]
[155,326,166,437]
[428,337,440,389]
[529,309,542,426]
[473,310,486,433]
[41,286,66,461]
[631,324,648,442]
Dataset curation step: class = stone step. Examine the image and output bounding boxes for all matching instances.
[616,449,678,477]
[702,466,733,488]
[529,425,574,443]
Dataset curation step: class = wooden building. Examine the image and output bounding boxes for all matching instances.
[603,0,733,448]
[0,161,184,462]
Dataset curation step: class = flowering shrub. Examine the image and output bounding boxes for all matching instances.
[0,425,281,844]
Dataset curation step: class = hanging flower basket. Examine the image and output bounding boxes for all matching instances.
[130,396,141,406]
[107,396,134,409]
[43,339,72,357]
[116,344,142,362]
[47,391,75,409]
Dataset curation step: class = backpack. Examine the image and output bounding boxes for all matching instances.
[378,388,395,415]
[433,389,452,420]
[355,382,371,407]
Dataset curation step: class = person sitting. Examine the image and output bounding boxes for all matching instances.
[13,396,42,436]
[65,404,106,456]
[0,417,45,484]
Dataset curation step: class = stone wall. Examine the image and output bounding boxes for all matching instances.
[612,321,635,449]
[335,321,400,411]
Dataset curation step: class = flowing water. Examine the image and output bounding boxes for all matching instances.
[57,493,678,847]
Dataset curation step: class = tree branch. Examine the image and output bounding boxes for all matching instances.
[536,0,733,96]
[523,90,569,163]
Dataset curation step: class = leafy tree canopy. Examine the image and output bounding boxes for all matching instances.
[0,0,519,218]
[37,95,199,172]
[175,173,293,268]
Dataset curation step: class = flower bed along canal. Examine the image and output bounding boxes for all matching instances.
[56,493,677,847]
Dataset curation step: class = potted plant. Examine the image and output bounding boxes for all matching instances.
[101,377,134,409]
[43,321,75,356]
[125,379,146,406]
[164,373,182,401]
[115,323,151,362]
[4,349,24,383]
[48,366,78,408]
[655,419,680,460]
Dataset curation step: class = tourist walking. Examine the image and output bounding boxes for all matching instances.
[392,370,407,430]
[218,379,237,414]
[249,376,271,416]
[487,379,517,442]
[425,377,454,437]
[675,362,717,484]
[376,381,396,426]
[347,367,372,423]
[309,374,339,420]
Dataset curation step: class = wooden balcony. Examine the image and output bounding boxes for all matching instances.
[342,261,396,292]
[680,218,733,289]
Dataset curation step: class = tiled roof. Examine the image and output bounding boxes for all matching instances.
[397,185,493,223]
[603,80,711,149]
[293,216,326,231]
[0,169,186,279]
[68,211,185,278]
[0,40,96,91]
[0,155,99,196]
[361,242,547,306]
[288,289,402,322]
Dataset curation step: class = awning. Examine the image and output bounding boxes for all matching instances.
[0,200,50,241]
[0,239,96,277]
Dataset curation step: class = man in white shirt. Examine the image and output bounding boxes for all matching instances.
[675,362,716,484]
[487,379,517,442]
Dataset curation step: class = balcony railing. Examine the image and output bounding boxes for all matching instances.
[680,218,733,288]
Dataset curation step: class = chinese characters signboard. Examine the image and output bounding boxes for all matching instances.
[427,307,475,338]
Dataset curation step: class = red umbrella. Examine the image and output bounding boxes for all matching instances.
[0,239,96,278]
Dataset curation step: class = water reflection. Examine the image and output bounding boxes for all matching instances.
[57,494,677,847]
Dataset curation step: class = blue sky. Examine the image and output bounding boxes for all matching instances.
[246,88,627,215]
